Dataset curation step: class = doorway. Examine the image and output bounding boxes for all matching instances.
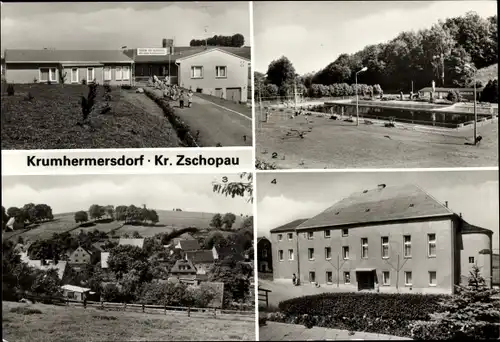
[356,270,375,290]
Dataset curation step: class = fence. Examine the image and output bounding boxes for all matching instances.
[258,287,271,308]
[22,294,254,321]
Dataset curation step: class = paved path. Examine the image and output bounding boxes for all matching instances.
[260,322,412,341]
[174,94,253,147]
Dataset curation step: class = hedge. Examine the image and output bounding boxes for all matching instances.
[143,88,198,147]
[273,292,451,337]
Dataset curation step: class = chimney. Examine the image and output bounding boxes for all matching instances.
[162,38,167,48]
[445,201,448,208]
[459,213,462,218]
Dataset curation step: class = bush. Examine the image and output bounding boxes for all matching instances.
[81,79,87,85]
[481,79,498,104]
[10,306,42,315]
[121,84,132,90]
[7,84,14,96]
[446,90,462,103]
[256,158,277,170]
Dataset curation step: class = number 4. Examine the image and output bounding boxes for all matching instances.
[271,179,277,184]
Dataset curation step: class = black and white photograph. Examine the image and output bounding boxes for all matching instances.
[1,173,255,341]
[256,170,499,340]
[1,2,252,149]
[253,1,498,169]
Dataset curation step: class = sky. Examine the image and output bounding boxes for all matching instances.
[253,1,498,75]
[256,170,499,251]
[2,173,252,216]
[0,2,250,50]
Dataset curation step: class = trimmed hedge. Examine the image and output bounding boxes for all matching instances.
[275,292,451,337]
[143,88,198,147]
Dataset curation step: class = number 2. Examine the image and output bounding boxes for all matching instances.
[272,152,278,159]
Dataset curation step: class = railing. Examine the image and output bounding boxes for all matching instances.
[20,294,254,321]
[258,287,271,308]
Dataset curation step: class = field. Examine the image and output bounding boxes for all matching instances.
[2,302,255,342]
[1,83,182,149]
[256,114,498,169]
[2,210,247,242]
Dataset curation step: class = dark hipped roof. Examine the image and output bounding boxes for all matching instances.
[270,219,309,233]
[296,184,453,230]
[185,250,214,264]
[131,46,251,63]
[419,87,484,93]
[5,49,133,63]
[178,239,201,251]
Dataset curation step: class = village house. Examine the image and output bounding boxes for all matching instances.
[3,49,134,85]
[118,238,145,248]
[257,236,273,273]
[184,250,215,274]
[24,258,71,282]
[169,259,197,282]
[213,245,246,262]
[100,252,110,269]
[175,239,201,252]
[60,284,96,302]
[418,86,484,101]
[66,245,100,267]
[270,184,494,294]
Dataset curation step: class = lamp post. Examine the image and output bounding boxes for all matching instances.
[464,63,477,145]
[355,66,368,126]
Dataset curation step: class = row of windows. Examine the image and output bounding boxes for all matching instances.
[191,66,227,79]
[278,234,437,261]
[277,228,349,241]
[38,66,131,83]
[308,270,437,286]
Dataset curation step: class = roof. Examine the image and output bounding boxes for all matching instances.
[270,219,309,233]
[131,46,251,63]
[171,233,196,246]
[118,238,144,248]
[419,87,484,93]
[177,239,200,251]
[170,259,197,274]
[459,217,493,235]
[5,49,134,63]
[61,284,91,293]
[216,245,245,262]
[175,47,251,62]
[25,260,68,280]
[257,236,270,244]
[297,184,453,230]
[101,252,110,269]
[185,250,214,264]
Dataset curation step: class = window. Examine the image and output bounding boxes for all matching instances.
[428,234,436,257]
[326,271,333,284]
[307,231,314,240]
[215,66,227,78]
[71,68,79,83]
[123,66,130,80]
[469,256,475,264]
[278,250,284,261]
[287,233,293,240]
[325,247,332,260]
[288,249,294,261]
[87,67,95,82]
[404,271,412,286]
[262,249,267,258]
[103,67,111,81]
[342,246,349,260]
[115,67,122,81]
[361,238,368,259]
[403,235,412,258]
[342,229,349,237]
[278,234,283,241]
[381,236,389,259]
[344,271,351,284]
[39,67,56,82]
[382,271,390,285]
[191,66,203,79]
[308,248,314,260]
[67,291,75,299]
[324,229,331,238]
[429,271,437,286]
[309,271,316,283]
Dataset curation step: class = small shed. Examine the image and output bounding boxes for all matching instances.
[61,284,95,301]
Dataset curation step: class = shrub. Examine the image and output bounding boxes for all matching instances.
[81,83,98,122]
[256,158,277,170]
[481,79,498,104]
[10,307,42,315]
[59,71,67,84]
[121,84,132,90]
[259,312,267,326]
[7,84,14,96]
[446,90,462,103]
[81,79,87,85]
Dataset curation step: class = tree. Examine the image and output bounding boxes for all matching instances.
[89,204,105,220]
[31,268,62,297]
[115,205,128,221]
[222,213,237,230]
[231,33,245,47]
[204,231,229,249]
[2,206,7,230]
[266,56,297,89]
[210,214,223,229]
[107,245,149,280]
[22,203,37,224]
[212,173,253,203]
[209,262,251,307]
[148,209,159,225]
[74,211,89,223]
[411,265,500,340]
[7,207,22,219]
[104,205,115,219]
[481,79,498,103]
[240,216,253,231]
[132,231,142,238]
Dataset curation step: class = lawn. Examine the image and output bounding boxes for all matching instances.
[256,114,498,169]
[3,210,247,242]
[2,301,256,342]
[1,83,182,149]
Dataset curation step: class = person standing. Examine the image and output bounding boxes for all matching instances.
[188,89,193,108]
[179,91,185,108]
[292,273,297,286]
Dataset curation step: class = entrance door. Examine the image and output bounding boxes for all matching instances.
[356,271,375,290]
[215,88,223,98]
[226,87,242,102]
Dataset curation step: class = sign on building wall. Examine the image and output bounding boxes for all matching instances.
[137,48,169,56]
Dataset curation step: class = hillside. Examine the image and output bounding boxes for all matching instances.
[476,63,498,85]
[3,210,249,242]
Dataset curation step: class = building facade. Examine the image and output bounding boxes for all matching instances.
[257,237,273,273]
[270,184,493,294]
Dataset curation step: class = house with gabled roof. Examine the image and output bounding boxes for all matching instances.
[118,238,144,248]
[257,236,273,273]
[184,250,215,274]
[270,184,494,294]
[170,259,197,281]
[4,49,134,85]
[175,239,200,251]
[25,259,70,282]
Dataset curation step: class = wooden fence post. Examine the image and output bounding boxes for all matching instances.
[187,307,190,317]
[66,298,69,306]
[164,303,167,315]
[123,303,126,312]
[83,298,87,309]
[142,304,145,313]
[101,301,104,309]
[213,308,217,319]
